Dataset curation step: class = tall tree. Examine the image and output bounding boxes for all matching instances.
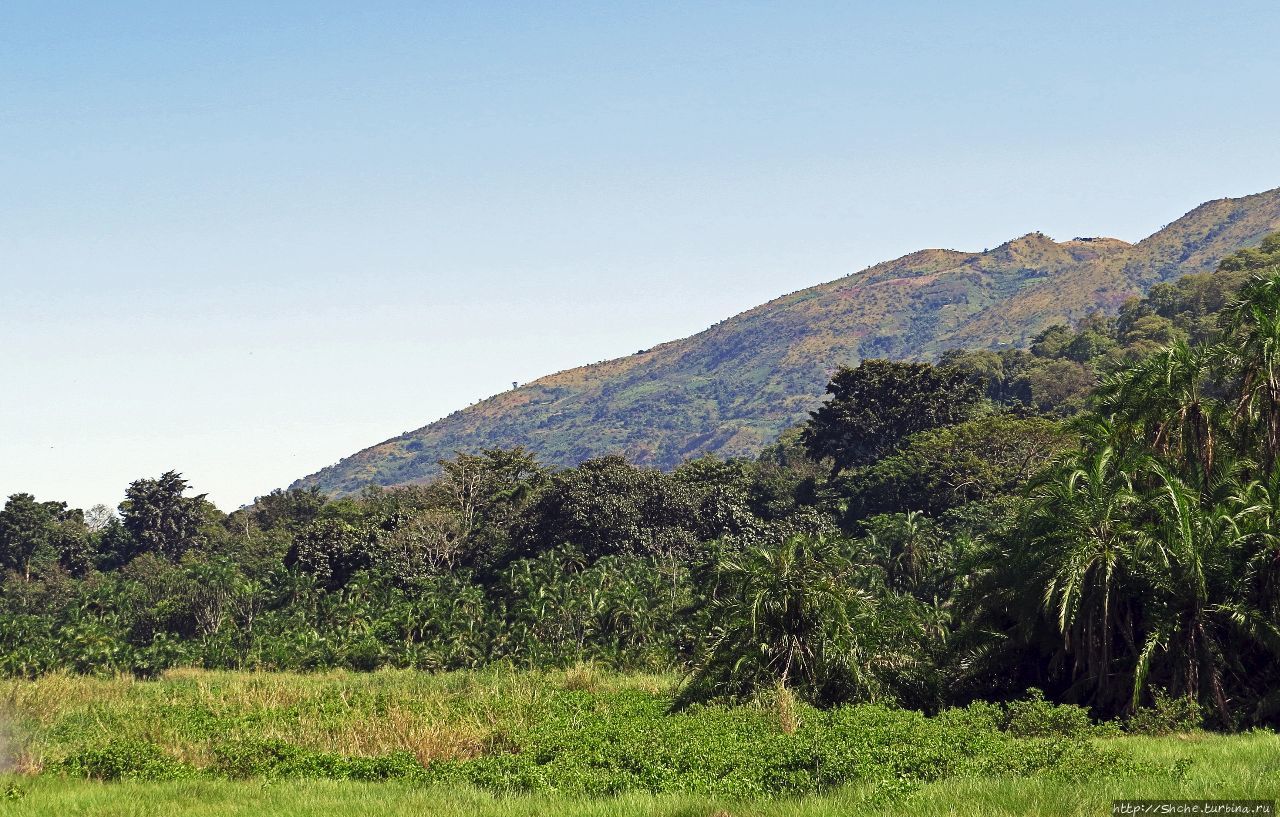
[1135,464,1241,724]
[119,471,208,561]
[0,494,59,582]
[680,533,886,706]
[1097,341,1221,482]
[802,359,982,473]
[1024,420,1145,710]
[1223,274,1280,472]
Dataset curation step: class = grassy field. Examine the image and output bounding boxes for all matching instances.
[0,668,1276,816]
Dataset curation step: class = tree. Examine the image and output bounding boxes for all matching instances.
[376,507,465,581]
[1223,273,1280,472]
[515,455,737,567]
[938,348,1040,407]
[119,472,208,561]
[0,494,88,582]
[1118,314,1181,359]
[83,504,114,534]
[679,533,888,707]
[437,447,549,569]
[1023,422,1145,711]
[1097,341,1221,482]
[845,415,1071,517]
[1134,464,1242,724]
[1219,469,1280,723]
[860,512,948,599]
[747,427,826,520]
[0,494,60,582]
[802,360,982,474]
[1030,325,1074,358]
[182,556,250,639]
[1020,359,1096,416]
[250,488,327,533]
[284,518,371,590]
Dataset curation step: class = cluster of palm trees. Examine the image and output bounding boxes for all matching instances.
[1020,273,1280,726]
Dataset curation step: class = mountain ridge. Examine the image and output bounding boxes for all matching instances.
[292,187,1280,496]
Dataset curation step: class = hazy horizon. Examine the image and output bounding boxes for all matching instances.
[4,2,1280,510]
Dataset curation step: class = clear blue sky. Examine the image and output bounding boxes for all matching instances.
[3,2,1279,511]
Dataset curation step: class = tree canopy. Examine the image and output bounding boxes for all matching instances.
[802,359,982,473]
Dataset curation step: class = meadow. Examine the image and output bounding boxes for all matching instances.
[0,667,1276,816]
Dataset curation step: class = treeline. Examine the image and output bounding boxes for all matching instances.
[3,234,1280,729]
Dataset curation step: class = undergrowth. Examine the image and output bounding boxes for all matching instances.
[9,669,1190,799]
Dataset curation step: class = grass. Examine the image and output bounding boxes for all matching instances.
[0,665,671,772]
[0,667,1276,815]
[3,734,1278,817]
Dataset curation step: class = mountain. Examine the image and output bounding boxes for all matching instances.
[293,187,1280,496]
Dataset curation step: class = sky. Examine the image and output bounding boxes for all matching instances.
[3,1,1280,511]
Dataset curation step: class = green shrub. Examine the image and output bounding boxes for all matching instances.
[1003,689,1094,737]
[1128,690,1204,735]
[212,739,426,782]
[56,740,195,781]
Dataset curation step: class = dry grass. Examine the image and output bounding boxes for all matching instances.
[772,682,799,735]
[561,662,604,693]
[0,667,677,771]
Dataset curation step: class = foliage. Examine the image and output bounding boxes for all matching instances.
[840,415,1071,517]
[802,360,982,473]
[511,455,747,567]
[119,472,208,562]
[679,534,890,707]
[212,740,426,782]
[0,495,86,582]
[432,694,1134,798]
[1001,689,1095,738]
[56,741,195,781]
[1127,690,1205,735]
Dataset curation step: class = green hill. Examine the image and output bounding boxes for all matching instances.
[292,187,1280,495]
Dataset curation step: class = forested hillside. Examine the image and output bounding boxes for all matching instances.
[294,187,1280,496]
[5,234,1280,731]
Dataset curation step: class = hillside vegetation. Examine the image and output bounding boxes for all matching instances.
[295,188,1280,495]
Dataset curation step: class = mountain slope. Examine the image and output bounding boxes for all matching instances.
[293,187,1280,495]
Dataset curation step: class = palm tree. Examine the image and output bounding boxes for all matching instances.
[1023,418,1145,709]
[677,534,886,706]
[1215,469,1280,723]
[1097,341,1221,484]
[1132,464,1243,724]
[863,510,942,597]
[1222,273,1280,472]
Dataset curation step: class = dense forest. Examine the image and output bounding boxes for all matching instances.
[4,234,1280,731]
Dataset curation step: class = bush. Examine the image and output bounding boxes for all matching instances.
[1003,689,1094,737]
[56,740,195,781]
[212,739,426,782]
[1128,690,1204,735]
